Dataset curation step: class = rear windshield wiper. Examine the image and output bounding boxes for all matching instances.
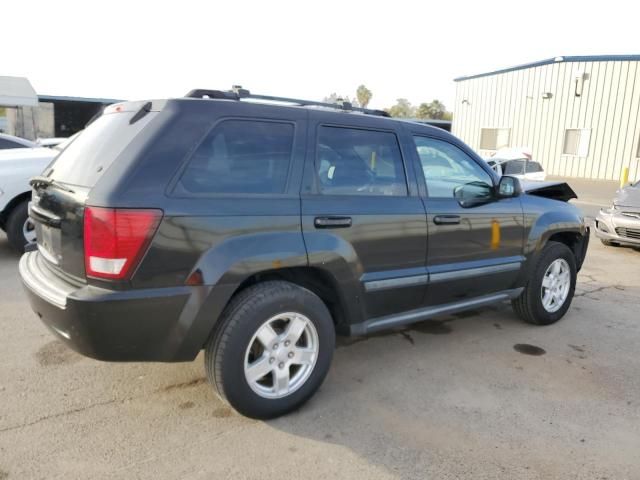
[29,176,75,194]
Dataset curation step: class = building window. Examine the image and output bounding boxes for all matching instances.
[563,129,591,156]
[480,128,510,150]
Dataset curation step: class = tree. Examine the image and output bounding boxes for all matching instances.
[356,85,372,109]
[387,98,414,118]
[416,99,448,120]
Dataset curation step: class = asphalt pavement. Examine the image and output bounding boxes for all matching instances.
[1,227,639,479]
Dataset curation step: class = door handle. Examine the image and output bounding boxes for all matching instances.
[314,216,352,228]
[433,215,460,225]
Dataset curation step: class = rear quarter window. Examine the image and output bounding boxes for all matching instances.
[175,119,294,195]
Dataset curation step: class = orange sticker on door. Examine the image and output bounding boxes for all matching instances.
[491,219,501,250]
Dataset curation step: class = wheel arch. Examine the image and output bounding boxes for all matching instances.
[546,231,589,271]
[525,207,589,274]
[228,266,357,333]
[0,191,31,229]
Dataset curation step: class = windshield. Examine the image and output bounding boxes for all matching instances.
[47,111,155,187]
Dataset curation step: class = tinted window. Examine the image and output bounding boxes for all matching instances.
[413,136,493,198]
[502,160,526,175]
[49,111,156,187]
[525,161,543,173]
[178,120,293,194]
[316,126,407,196]
[0,138,23,149]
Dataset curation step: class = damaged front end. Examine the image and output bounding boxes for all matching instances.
[520,181,578,202]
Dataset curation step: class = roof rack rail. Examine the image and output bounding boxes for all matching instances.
[184,86,390,117]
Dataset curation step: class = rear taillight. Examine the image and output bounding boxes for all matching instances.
[84,207,162,280]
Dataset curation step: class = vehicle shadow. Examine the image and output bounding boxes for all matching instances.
[260,303,538,477]
[258,278,640,477]
[11,264,639,477]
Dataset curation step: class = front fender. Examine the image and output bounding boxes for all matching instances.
[525,209,587,255]
[520,197,588,281]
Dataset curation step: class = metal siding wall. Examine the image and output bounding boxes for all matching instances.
[543,64,561,173]
[595,62,616,179]
[567,62,581,177]
[453,59,640,180]
[578,61,599,178]
[588,62,609,178]
[609,62,631,180]
[624,64,640,181]
[565,62,581,177]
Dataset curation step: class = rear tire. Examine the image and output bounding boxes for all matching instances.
[5,200,34,253]
[512,241,577,325]
[204,281,335,419]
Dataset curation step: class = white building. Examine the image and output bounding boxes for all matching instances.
[453,55,640,181]
[1,76,118,139]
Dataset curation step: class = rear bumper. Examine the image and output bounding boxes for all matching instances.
[594,210,640,246]
[19,251,215,362]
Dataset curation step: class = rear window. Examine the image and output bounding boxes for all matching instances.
[48,110,155,187]
[176,120,294,195]
[525,161,543,173]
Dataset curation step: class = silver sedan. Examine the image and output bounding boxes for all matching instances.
[595,180,640,247]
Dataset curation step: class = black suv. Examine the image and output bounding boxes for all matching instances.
[20,88,589,419]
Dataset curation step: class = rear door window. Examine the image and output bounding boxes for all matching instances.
[316,126,407,196]
[176,120,294,194]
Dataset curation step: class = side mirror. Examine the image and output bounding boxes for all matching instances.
[454,181,494,208]
[497,175,522,198]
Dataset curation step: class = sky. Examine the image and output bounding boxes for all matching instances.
[4,0,640,112]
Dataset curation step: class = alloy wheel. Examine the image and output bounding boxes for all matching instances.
[244,312,319,399]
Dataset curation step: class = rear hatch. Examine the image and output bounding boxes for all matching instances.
[30,101,159,283]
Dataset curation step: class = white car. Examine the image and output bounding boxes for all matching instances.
[0,136,74,251]
[0,133,38,150]
[36,137,69,148]
[486,147,546,182]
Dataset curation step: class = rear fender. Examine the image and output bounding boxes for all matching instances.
[303,230,367,330]
[172,231,309,359]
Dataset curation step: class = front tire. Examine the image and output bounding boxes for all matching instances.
[512,241,577,325]
[204,281,335,419]
[5,200,35,252]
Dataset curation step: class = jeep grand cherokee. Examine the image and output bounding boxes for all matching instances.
[20,88,589,419]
